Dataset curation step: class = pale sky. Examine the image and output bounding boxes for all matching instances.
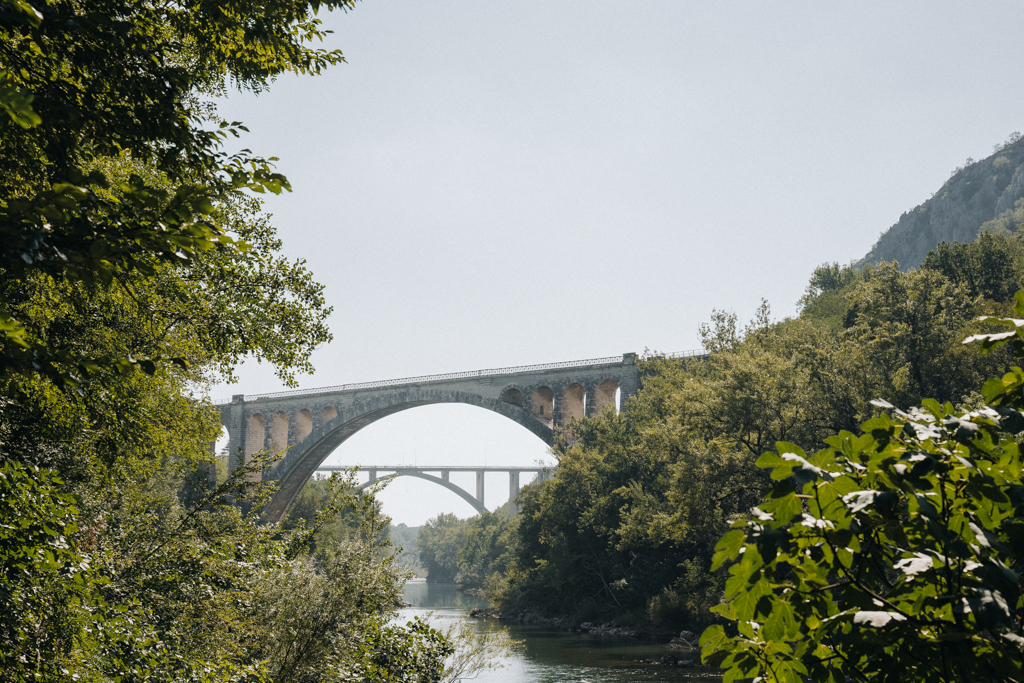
[214,1,1024,525]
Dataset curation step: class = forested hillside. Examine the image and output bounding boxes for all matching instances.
[443,231,1024,635]
[860,132,1024,268]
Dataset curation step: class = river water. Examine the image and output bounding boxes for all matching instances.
[399,580,720,682]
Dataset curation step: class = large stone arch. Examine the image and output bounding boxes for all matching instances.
[357,471,486,513]
[259,389,552,523]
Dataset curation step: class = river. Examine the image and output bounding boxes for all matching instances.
[400,579,721,682]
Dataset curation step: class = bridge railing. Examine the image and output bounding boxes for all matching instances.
[211,350,706,404]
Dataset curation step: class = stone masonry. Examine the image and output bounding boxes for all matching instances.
[216,353,643,523]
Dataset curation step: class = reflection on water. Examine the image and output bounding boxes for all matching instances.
[399,580,720,683]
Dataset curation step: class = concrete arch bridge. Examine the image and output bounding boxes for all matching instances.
[315,465,551,516]
[216,353,655,523]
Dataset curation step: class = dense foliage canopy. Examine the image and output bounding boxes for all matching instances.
[0,0,349,385]
[452,232,1024,641]
[0,1,459,680]
[418,507,518,592]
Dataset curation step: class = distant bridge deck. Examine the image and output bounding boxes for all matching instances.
[315,465,549,472]
[314,464,552,514]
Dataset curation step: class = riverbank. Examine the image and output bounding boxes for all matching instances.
[467,606,698,644]
[403,580,720,682]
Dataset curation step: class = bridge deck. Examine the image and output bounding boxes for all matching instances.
[213,350,704,404]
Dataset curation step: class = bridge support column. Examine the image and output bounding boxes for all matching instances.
[476,470,485,506]
[207,440,218,488]
[585,384,597,417]
[225,394,246,472]
[441,470,450,483]
[508,471,520,516]
[368,468,377,484]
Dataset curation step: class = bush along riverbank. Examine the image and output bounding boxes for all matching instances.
[466,607,705,669]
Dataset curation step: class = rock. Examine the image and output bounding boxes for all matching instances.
[468,608,485,618]
[679,630,696,641]
[858,137,1024,269]
[660,653,679,666]
[680,660,695,667]
[579,622,593,630]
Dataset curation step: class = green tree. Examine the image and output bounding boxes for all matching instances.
[0,0,351,384]
[283,472,391,552]
[455,508,517,592]
[0,462,84,678]
[843,263,987,407]
[921,230,1024,304]
[418,513,469,584]
[798,262,863,330]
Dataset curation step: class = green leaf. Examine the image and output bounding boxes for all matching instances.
[763,490,802,527]
[762,598,798,640]
[732,576,771,621]
[757,452,787,468]
[712,530,746,571]
[700,624,729,661]
[777,442,808,458]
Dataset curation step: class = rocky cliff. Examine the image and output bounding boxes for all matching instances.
[859,134,1024,269]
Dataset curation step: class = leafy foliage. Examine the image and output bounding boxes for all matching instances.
[416,509,518,593]
[0,462,83,678]
[0,1,460,679]
[700,295,1024,682]
[484,231,1023,632]
[921,231,1024,303]
[418,513,465,584]
[0,0,351,385]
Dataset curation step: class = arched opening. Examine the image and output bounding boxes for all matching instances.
[295,409,313,442]
[270,411,289,455]
[358,471,486,513]
[245,414,265,480]
[214,425,230,485]
[595,380,620,414]
[321,406,337,423]
[501,387,523,405]
[532,386,553,424]
[357,475,484,521]
[259,391,561,525]
[563,384,585,423]
[304,403,554,526]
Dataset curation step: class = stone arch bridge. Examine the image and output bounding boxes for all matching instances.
[216,353,649,523]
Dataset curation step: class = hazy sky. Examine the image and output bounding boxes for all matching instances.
[214,1,1024,525]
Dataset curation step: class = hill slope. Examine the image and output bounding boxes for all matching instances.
[859,134,1024,269]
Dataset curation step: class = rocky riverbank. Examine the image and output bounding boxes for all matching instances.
[467,608,700,646]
